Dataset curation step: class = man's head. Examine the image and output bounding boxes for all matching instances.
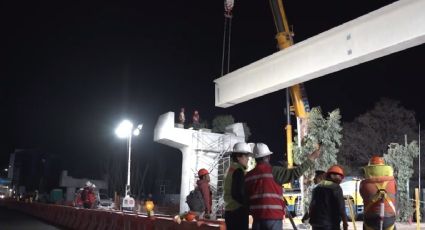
[198,168,210,181]
[231,142,253,167]
[253,143,273,163]
[326,165,344,184]
[313,170,326,184]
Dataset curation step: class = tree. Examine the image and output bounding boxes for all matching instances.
[212,115,251,141]
[293,107,343,210]
[339,98,417,173]
[212,115,235,133]
[384,140,419,222]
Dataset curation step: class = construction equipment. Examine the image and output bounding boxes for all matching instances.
[269,0,310,168]
[268,0,310,216]
[346,196,358,230]
[341,177,364,221]
[283,197,298,230]
[218,0,309,217]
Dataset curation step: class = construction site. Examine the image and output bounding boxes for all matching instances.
[2,0,425,229]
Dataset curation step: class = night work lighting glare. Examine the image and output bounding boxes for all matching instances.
[115,120,133,138]
[114,119,143,210]
[133,129,140,136]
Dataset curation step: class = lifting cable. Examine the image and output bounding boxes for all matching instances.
[221,0,234,76]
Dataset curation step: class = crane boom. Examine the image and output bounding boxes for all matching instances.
[269,0,309,169]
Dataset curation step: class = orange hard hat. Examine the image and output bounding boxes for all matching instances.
[327,165,344,178]
[369,156,385,165]
[185,211,196,221]
[198,168,209,177]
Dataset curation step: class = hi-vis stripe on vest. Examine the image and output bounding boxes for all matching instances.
[245,173,273,182]
[249,193,282,200]
[250,205,283,210]
[364,181,396,214]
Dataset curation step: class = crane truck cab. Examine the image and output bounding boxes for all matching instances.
[340,177,364,220]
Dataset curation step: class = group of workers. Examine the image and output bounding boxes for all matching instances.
[74,181,97,209]
[193,141,397,230]
[223,142,322,230]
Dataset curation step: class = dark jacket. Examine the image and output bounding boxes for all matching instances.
[309,180,346,228]
[272,159,314,184]
[197,179,212,213]
[224,163,249,230]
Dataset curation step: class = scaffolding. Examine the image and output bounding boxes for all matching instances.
[192,131,233,219]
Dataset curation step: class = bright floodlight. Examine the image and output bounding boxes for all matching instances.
[115,120,133,138]
[133,129,140,136]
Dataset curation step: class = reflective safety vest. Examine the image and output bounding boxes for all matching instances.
[245,162,285,220]
[224,162,245,211]
[360,165,397,230]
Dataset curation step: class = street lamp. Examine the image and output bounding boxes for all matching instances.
[115,119,143,210]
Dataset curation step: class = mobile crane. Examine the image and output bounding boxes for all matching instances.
[220,0,310,216]
[269,0,310,216]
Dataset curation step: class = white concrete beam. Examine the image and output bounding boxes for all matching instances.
[214,0,425,107]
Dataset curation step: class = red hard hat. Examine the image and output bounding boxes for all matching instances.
[198,168,209,177]
[369,156,385,165]
[327,165,344,179]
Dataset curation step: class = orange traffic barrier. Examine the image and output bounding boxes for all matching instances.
[1,200,226,230]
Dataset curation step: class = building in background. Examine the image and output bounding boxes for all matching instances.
[8,149,61,196]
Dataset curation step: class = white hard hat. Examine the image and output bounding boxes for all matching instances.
[86,181,92,187]
[253,143,273,158]
[232,142,253,154]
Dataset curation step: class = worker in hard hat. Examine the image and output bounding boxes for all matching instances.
[309,165,349,230]
[224,142,254,230]
[360,156,396,230]
[197,168,212,218]
[301,170,326,223]
[245,143,321,230]
[82,181,97,209]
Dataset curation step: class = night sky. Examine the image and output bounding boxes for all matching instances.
[2,1,424,188]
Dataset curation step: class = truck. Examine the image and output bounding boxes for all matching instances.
[340,177,364,220]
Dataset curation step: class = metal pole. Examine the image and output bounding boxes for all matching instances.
[419,123,421,199]
[286,88,293,168]
[416,188,420,230]
[126,133,132,196]
[419,123,421,216]
[297,117,304,216]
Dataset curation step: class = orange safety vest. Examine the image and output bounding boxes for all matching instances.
[360,176,396,216]
[245,162,285,220]
[360,176,396,230]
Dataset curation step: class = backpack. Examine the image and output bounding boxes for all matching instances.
[186,188,205,212]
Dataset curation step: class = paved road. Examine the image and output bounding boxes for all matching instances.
[0,205,63,230]
[283,220,425,230]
